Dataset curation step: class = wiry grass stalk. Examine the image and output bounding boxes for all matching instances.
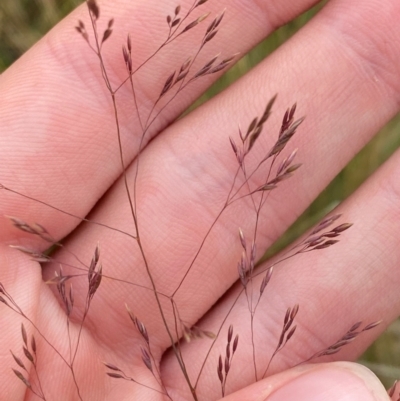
[0,0,385,400]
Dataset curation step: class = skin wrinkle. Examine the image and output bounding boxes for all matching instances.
[248,0,320,32]
[319,1,400,105]
[376,160,400,222]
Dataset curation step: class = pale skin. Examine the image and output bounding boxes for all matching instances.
[0,0,400,400]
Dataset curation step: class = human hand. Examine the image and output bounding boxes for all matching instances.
[1,0,400,400]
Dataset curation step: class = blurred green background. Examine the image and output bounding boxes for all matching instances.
[1,0,400,389]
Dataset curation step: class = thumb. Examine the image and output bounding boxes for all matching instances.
[223,362,391,401]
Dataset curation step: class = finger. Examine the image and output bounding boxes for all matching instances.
[0,0,320,243]
[42,0,400,357]
[0,245,150,400]
[220,363,391,401]
[0,246,42,399]
[162,146,400,400]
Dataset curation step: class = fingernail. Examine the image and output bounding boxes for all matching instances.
[267,365,382,401]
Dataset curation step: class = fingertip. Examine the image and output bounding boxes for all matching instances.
[223,362,390,401]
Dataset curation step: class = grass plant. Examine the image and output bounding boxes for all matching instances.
[0,0,399,400]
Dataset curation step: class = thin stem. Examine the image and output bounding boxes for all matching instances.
[114,0,200,93]
[0,185,136,240]
[194,288,243,389]
[89,21,198,396]
[0,289,84,398]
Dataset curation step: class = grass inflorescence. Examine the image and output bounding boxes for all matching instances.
[0,1,386,400]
